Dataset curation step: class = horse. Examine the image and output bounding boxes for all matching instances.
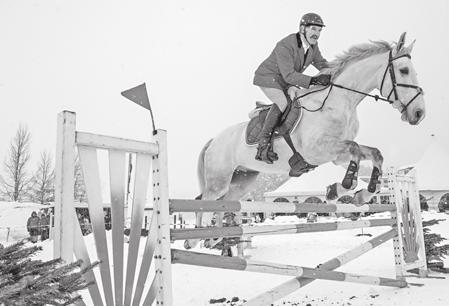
[185,32,425,249]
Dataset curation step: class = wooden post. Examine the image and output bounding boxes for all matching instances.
[387,167,404,280]
[54,111,76,262]
[153,130,173,305]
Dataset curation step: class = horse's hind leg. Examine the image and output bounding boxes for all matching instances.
[184,167,234,249]
[202,169,260,250]
[326,141,362,202]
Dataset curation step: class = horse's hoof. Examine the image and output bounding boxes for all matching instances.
[184,239,199,249]
[184,240,192,249]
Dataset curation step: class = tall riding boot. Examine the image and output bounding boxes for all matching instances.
[255,104,283,163]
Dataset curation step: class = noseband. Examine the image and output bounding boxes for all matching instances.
[379,50,424,113]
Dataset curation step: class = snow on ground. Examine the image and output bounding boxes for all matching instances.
[1,202,448,306]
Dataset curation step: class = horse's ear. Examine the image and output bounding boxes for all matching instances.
[404,39,416,54]
[397,32,407,51]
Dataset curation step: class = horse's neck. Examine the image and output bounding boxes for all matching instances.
[332,52,387,109]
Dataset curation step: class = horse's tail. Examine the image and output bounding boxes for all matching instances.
[196,138,213,200]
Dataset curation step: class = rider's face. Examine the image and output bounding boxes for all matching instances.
[304,25,322,45]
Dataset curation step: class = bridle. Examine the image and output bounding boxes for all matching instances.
[295,49,424,113]
[379,50,424,113]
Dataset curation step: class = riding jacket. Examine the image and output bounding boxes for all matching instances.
[253,33,328,90]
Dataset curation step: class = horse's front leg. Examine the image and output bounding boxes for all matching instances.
[351,145,383,205]
[326,140,362,202]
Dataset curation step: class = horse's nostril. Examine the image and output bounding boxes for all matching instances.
[415,110,422,120]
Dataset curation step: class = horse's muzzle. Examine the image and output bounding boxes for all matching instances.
[408,108,425,125]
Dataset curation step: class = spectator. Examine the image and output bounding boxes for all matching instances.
[27,211,41,243]
[104,210,111,230]
[40,212,50,241]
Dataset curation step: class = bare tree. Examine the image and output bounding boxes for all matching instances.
[30,151,55,204]
[1,125,32,201]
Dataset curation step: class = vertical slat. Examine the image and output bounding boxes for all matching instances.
[411,172,428,276]
[153,130,173,305]
[78,146,115,306]
[109,150,127,306]
[73,213,105,306]
[142,275,158,306]
[124,153,152,305]
[132,212,158,306]
[54,111,76,261]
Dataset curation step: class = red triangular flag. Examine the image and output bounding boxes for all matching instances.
[121,83,150,111]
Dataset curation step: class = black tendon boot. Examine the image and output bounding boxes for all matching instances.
[255,104,283,163]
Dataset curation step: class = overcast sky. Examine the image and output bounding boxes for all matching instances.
[1,0,448,198]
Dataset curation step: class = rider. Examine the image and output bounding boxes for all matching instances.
[253,12,332,163]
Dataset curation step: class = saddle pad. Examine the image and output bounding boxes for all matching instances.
[246,101,303,145]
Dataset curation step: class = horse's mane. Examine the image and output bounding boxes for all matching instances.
[325,40,394,79]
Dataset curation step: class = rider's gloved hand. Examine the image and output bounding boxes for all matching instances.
[287,85,301,101]
[310,74,332,86]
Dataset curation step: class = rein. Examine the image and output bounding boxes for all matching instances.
[294,50,423,113]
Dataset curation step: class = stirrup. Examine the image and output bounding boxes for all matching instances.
[256,142,278,163]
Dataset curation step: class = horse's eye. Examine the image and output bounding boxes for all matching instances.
[399,67,409,75]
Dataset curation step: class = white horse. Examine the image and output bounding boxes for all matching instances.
[186,33,425,249]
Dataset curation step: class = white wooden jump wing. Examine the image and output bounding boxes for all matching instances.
[54,111,168,306]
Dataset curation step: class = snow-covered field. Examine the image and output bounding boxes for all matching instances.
[1,202,448,306]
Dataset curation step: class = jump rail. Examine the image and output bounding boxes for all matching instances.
[170,199,397,213]
[55,111,428,306]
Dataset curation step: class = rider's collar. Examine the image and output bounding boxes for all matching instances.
[299,33,311,52]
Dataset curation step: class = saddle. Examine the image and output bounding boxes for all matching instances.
[246,100,302,145]
[246,98,318,177]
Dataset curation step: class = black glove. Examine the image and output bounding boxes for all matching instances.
[310,74,332,86]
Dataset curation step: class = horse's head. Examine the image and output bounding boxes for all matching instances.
[380,32,425,125]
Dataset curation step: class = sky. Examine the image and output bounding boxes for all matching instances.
[0,0,448,198]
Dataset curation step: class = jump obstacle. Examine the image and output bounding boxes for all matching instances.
[54,111,428,306]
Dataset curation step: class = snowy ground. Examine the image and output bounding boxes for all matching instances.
[1,203,448,306]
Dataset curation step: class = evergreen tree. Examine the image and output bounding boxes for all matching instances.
[0,240,96,305]
[423,219,449,272]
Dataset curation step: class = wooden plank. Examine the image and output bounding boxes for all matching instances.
[169,199,396,214]
[246,228,398,305]
[54,111,76,261]
[124,153,152,306]
[109,150,127,306]
[132,212,158,306]
[170,219,395,240]
[73,211,104,306]
[76,131,159,155]
[78,146,114,306]
[142,274,157,306]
